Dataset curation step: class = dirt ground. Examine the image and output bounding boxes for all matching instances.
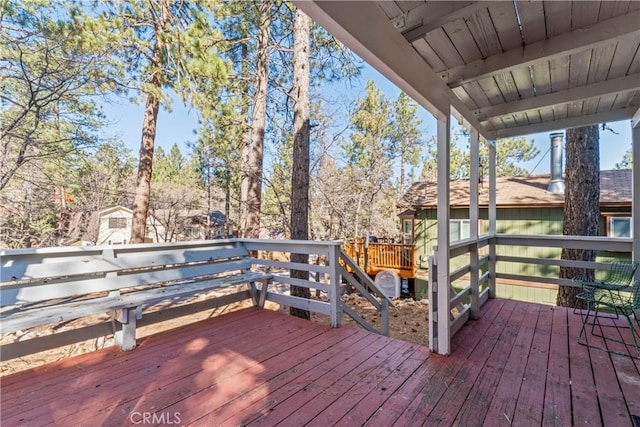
[0,289,429,377]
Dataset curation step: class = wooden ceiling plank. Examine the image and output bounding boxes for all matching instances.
[545,1,572,38]
[596,93,618,113]
[400,1,501,43]
[465,8,503,57]
[511,67,536,99]
[488,2,521,51]
[527,110,544,125]
[515,1,546,44]
[493,72,521,103]
[571,1,601,30]
[477,76,507,106]
[582,98,600,115]
[553,104,569,121]
[627,46,640,75]
[462,81,493,108]
[442,18,483,63]
[473,73,640,121]
[412,38,447,73]
[587,43,617,84]
[537,108,553,123]
[425,28,466,69]
[488,107,638,139]
[607,36,640,79]
[569,50,592,88]
[549,57,570,91]
[567,100,585,118]
[444,10,640,88]
[597,0,630,21]
[452,86,479,110]
[532,61,553,95]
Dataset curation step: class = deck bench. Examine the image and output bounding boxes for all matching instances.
[0,240,272,352]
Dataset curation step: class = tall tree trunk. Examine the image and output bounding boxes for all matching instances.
[239,41,251,236]
[290,8,311,320]
[130,3,166,244]
[242,2,270,239]
[557,125,600,307]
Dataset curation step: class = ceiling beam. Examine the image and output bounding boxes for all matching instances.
[392,2,500,43]
[444,10,640,88]
[488,107,638,139]
[294,0,492,140]
[474,74,640,121]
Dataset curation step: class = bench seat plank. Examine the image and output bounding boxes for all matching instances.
[1,271,272,335]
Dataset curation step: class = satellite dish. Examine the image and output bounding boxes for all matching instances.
[374,270,400,299]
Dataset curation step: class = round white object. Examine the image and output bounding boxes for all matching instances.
[374,270,400,299]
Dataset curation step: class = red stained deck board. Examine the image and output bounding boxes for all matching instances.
[332,345,430,427]
[586,320,635,425]
[299,342,420,426]
[364,298,507,427]
[2,299,637,427]
[188,328,370,426]
[421,300,520,426]
[3,308,293,420]
[5,309,309,426]
[452,299,527,426]
[204,329,385,427]
[240,334,396,426]
[482,302,542,425]
[567,308,604,426]
[542,307,572,427]
[511,304,553,426]
[390,299,512,426]
[70,314,331,427]
[159,326,364,426]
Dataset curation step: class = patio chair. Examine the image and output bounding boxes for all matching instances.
[574,260,639,314]
[578,280,640,359]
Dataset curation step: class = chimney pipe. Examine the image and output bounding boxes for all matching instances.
[547,132,565,194]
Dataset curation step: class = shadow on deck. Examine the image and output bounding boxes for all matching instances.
[2,299,639,426]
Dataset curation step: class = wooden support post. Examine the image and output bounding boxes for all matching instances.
[381,298,390,336]
[488,141,497,298]
[435,111,451,355]
[428,252,438,351]
[633,120,639,279]
[113,307,141,351]
[469,128,480,318]
[328,243,342,328]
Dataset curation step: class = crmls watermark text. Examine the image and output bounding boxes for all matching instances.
[129,411,181,425]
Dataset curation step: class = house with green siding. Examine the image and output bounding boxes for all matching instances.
[400,169,632,303]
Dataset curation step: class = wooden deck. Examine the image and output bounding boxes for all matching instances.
[2,299,639,426]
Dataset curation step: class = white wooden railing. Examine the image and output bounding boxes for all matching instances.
[430,234,633,350]
[0,239,391,360]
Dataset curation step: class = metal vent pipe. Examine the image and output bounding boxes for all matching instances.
[548,132,565,194]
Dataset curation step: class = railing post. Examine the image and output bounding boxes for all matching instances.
[469,128,480,318]
[428,250,438,352]
[488,141,497,298]
[328,242,342,328]
[381,298,390,336]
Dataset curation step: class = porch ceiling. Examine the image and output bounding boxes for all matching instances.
[295,1,640,140]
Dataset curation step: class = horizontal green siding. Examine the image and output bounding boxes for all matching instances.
[413,206,631,304]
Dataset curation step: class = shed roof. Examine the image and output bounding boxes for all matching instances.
[402,169,632,208]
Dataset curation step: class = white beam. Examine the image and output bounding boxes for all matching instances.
[488,107,638,139]
[293,0,492,140]
[398,2,502,43]
[436,111,451,355]
[473,74,640,121]
[469,128,480,319]
[444,11,640,88]
[632,107,640,129]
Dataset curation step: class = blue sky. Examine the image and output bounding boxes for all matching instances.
[102,64,632,175]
